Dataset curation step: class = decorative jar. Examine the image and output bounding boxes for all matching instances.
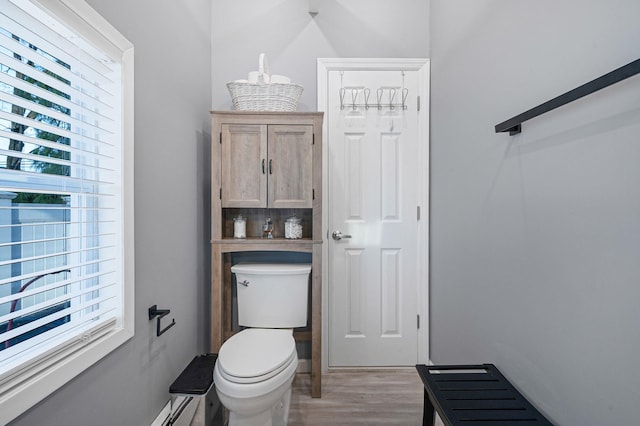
[233,215,246,239]
[284,216,302,239]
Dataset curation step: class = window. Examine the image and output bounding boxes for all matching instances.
[0,1,133,422]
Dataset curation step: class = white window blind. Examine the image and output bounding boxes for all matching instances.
[0,1,133,422]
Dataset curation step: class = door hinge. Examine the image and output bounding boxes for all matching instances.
[417,95,420,112]
[417,206,420,221]
[417,314,420,329]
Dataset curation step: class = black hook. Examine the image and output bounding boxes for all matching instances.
[148,305,176,337]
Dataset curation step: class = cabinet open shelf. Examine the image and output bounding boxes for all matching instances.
[217,237,314,242]
[222,208,313,239]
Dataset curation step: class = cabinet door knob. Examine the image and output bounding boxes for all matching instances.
[269,159,273,174]
[262,159,266,174]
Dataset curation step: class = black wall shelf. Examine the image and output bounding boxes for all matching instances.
[495,58,640,135]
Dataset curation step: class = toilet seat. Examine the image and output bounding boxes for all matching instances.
[216,328,296,384]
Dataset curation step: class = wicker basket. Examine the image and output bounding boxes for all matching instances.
[227,54,303,111]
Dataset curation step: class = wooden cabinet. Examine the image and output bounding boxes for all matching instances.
[221,124,313,208]
[210,111,323,398]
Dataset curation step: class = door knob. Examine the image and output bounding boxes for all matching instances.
[332,230,352,241]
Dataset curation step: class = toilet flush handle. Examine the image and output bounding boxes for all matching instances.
[238,280,249,287]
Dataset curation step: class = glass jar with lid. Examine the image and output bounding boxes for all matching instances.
[233,215,246,239]
[284,216,302,239]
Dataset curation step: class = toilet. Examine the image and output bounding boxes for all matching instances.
[213,263,311,426]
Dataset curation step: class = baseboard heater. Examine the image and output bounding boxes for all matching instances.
[157,396,200,426]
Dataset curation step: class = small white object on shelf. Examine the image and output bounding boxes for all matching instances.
[233,215,246,239]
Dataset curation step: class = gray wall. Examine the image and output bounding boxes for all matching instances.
[11,0,212,424]
[211,0,429,110]
[430,1,640,425]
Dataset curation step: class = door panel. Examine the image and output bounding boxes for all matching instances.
[328,69,420,367]
[268,125,313,208]
[221,124,267,208]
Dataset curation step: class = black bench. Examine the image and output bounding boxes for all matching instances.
[416,364,553,426]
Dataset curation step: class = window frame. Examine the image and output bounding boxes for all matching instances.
[0,0,134,423]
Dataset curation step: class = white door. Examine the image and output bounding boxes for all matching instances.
[320,60,429,367]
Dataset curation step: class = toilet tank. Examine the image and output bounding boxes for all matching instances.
[231,263,311,328]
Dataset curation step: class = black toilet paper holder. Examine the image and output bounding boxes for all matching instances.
[148,305,176,337]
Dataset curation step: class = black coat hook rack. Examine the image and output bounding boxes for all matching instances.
[148,305,176,337]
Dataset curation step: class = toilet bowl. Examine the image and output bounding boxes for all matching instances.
[214,328,298,426]
[214,264,311,426]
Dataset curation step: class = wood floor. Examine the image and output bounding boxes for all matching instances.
[288,369,441,426]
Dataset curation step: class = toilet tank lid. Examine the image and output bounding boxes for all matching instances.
[231,263,311,275]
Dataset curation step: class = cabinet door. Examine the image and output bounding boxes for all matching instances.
[267,125,313,208]
[221,124,267,208]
